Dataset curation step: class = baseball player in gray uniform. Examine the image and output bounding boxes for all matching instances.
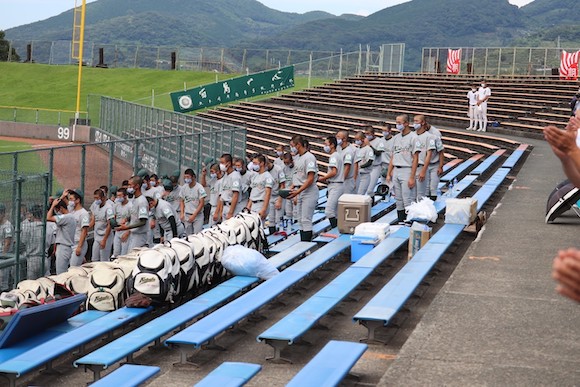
[266,158,285,234]
[364,125,386,198]
[412,122,438,201]
[47,197,76,275]
[89,188,114,262]
[318,136,344,229]
[179,168,207,235]
[414,115,445,200]
[234,158,256,216]
[217,153,242,221]
[112,188,132,258]
[282,152,297,225]
[387,114,419,223]
[201,163,223,227]
[380,123,395,186]
[147,196,185,240]
[116,176,149,251]
[247,154,274,222]
[68,190,90,268]
[355,131,375,195]
[273,145,286,170]
[288,135,319,242]
[336,130,357,195]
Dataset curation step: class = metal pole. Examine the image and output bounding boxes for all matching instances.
[48,149,54,195]
[108,142,115,190]
[41,173,49,277]
[339,48,343,80]
[471,47,476,75]
[497,47,502,76]
[133,139,140,175]
[73,0,87,143]
[357,44,362,76]
[14,176,23,284]
[543,48,548,77]
[308,52,313,88]
[512,47,517,77]
[484,48,489,76]
[528,48,533,76]
[178,136,183,174]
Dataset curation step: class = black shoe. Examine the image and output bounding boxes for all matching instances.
[268,226,276,235]
[301,230,313,242]
[397,210,406,223]
[329,217,338,228]
[429,196,437,201]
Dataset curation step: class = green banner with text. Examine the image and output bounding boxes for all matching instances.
[171,66,294,113]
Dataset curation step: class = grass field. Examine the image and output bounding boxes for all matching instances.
[0,62,331,115]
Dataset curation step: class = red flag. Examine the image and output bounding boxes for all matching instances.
[560,50,580,80]
[446,49,462,74]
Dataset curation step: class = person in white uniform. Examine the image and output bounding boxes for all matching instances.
[364,125,386,198]
[412,120,438,201]
[179,168,207,235]
[466,83,479,130]
[116,176,149,251]
[414,115,445,200]
[46,198,76,275]
[247,154,273,222]
[476,80,492,132]
[201,163,223,227]
[287,135,319,242]
[318,136,344,229]
[147,196,185,241]
[234,158,256,216]
[89,188,114,262]
[282,152,297,225]
[387,114,419,223]
[112,188,132,258]
[336,130,357,195]
[266,158,285,235]
[355,131,375,195]
[68,190,90,267]
[217,153,242,221]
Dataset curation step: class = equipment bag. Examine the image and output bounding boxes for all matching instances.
[86,266,127,311]
[169,237,199,295]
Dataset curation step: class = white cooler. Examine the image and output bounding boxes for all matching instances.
[338,194,372,234]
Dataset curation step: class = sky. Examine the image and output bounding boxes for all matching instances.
[1,0,534,31]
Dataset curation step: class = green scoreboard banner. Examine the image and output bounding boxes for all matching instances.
[171,66,295,113]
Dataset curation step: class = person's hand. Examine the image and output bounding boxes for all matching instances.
[287,189,299,200]
[212,212,219,222]
[259,210,267,220]
[437,166,443,176]
[99,239,106,249]
[418,171,426,182]
[407,177,416,189]
[553,248,580,303]
[188,214,195,223]
[75,246,81,256]
[180,213,185,222]
[275,197,282,210]
[544,125,578,160]
[121,231,130,242]
[226,212,233,220]
[150,219,155,229]
[386,173,392,184]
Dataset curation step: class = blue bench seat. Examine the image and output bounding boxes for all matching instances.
[353,223,464,342]
[257,227,410,361]
[502,144,529,169]
[440,154,483,182]
[472,168,510,211]
[75,242,316,381]
[194,362,261,387]
[91,364,160,387]
[166,235,351,364]
[286,340,367,387]
[0,306,150,386]
[470,149,506,175]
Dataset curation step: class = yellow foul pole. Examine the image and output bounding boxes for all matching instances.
[73,0,87,142]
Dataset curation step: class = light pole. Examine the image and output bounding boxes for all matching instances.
[73,0,87,142]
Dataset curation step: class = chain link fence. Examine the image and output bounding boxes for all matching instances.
[0,173,50,288]
[422,47,577,77]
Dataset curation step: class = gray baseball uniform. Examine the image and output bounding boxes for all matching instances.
[267,164,285,228]
[70,208,90,267]
[356,144,375,195]
[366,136,386,196]
[220,170,242,221]
[153,198,185,240]
[112,200,132,257]
[90,200,114,262]
[54,213,76,275]
[128,194,149,251]
[292,151,319,232]
[414,131,438,200]
[339,143,357,195]
[391,131,418,211]
[180,182,207,235]
[249,171,274,218]
[326,150,344,220]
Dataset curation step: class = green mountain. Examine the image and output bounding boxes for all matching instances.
[5,0,347,46]
[521,0,580,26]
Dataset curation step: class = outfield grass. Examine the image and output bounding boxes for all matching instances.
[0,62,331,115]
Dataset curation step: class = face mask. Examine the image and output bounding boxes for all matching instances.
[355,140,362,146]
[288,163,294,169]
[126,187,135,195]
[150,181,156,187]
[382,131,391,137]
[234,167,242,173]
[184,178,192,184]
[336,138,343,146]
[365,135,373,141]
[219,163,227,172]
[290,146,298,155]
[67,202,75,212]
[247,162,255,171]
[276,151,283,157]
[251,164,260,172]
[142,183,148,191]
[210,173,217,179]
[396,123,404,131]
[413,123,422,130]
[115,198,124,204]
[323,145,331,153]
[94,199,102,206]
